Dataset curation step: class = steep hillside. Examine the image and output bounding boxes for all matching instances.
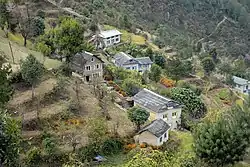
[55,0,250,58]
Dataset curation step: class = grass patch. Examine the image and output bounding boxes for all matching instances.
[103,25,146,45]
[8,32,33,48]
[174,131,194,153]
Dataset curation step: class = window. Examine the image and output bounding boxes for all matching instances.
[163,114,168,119]
[111,39,115,43]
[96,64,99,69]
[107,40,110,44]
[172,112,177,119]
[126,67,130,70]
[93,73,99,78]
[91,58,94,62]
[116,38,119,42]
[159,137,162,143]
[85,66,91,71]
[164,133,167,138]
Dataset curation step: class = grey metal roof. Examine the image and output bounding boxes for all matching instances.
[123,59,140,65]
[99,30,122,38]
[114,52,133,67]
[233,76,249,85]
[135,57,153,65]
[139,119,170,138]
[133,89,181,113]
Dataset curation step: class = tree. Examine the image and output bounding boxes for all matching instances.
[165,58,193,81]
[53,17,93,63]
[170,88,207,119]
[0,0,9,30]
[127,106,149,131]
[30,16,45,37]
[154,54,166,68]
[0,109,21,167]
[122,78,142,96]
[149,64,162,82]
[201,57,215,76]
[36,41,52,63]
[0,64,13,108]
[20,54,44,99]
[194,107,250,166]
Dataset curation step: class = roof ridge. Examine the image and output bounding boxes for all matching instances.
[142,88,172,102]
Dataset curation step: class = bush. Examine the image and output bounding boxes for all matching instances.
[101,138,123,155]
[9,71,24,84]
[25,147,42,166]
[78,143,99,161]
[177,81,202,96]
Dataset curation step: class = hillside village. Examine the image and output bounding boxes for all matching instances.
[1,0,250,167]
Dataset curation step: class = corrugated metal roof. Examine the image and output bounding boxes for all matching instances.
[133,88,181,113]
[139,119,170,137]
[114,52,133,67]
[233,76,249,85]
[99,30,122,38]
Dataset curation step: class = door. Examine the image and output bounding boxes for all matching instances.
[86,76,90,82]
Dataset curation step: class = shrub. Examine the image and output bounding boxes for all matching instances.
[125,144,137,151]
[78,143,99,161]
[101,138,123,155]
[9,71,24,84]
[25,147,42,165]
[218,88,230,101]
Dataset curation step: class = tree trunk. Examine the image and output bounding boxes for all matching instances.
[24,36,27,47]
[31,84,35,99]
[8,41,14,63]
[136,124,140,132]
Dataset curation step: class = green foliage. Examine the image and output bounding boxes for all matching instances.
[194,107,250,166]
[201,57,215,76]
[170,88,207,119]
[154,54,166,68]
[177,81,202,96]
[165,58,192,81]
[124,150,173,167]
[25,147,42,166]
[122,78,142,96]
[31,17,45,37]
[87,118,108,145]
[20,54,44,87]
[0,64,13,108]
[78,143,98,162]
[101,138,123,155]
[127,106,149,131]
[36,41,52,57]
[0,109,21,167]
[149,64,162,82]
[38,17,94,63]
[0,0,9,29]
[42,133,57,155]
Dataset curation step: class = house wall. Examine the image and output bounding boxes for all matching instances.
[138,64,152,72]
[138,130,169,146]
[156,108,182,130]
[138,131,158,146]
[134,103,181,129]
[234,84,249,94]
[102,35,121,47]
[123,64,139,71]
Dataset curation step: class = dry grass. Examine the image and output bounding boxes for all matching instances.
[9,78,57,107]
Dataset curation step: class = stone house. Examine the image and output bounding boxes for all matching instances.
[138,119,170,146]
[71,51,104,82]
[133,88,182,129]
[113,52,153,73]
[98,30,122,48]
[233,76,250,94]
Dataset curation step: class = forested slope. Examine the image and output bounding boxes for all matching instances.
[57,0,250,57]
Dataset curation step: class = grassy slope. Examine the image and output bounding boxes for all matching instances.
[0,30,61,69]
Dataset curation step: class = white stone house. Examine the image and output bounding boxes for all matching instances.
[113,52,153,73]
[137,119,170,146]
[133,88,182,130]
[98,30,122,48]
[233,76,250,94]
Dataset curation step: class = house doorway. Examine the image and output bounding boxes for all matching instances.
[86,76,90,82]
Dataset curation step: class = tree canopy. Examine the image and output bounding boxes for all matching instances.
[149,64,162,82]
[0,64,13,108]
[127,106,149,131]
[194,107,250,166]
